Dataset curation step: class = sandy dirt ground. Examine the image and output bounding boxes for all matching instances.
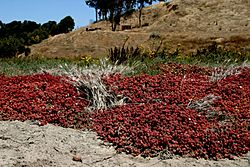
[0,120,249,167]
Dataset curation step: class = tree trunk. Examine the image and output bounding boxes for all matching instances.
[138,8,142,27]
[95,9,98,22]
[138,2,144,28]
[112,23,117,31]
[111,18,117,31]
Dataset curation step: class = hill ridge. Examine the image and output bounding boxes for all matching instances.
[26,0,250,59]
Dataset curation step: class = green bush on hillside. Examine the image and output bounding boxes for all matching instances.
[188,43,250,64]
[0,16,75,58]
[0,37,25,58]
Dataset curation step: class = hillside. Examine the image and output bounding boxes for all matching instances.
[26,0,250,59]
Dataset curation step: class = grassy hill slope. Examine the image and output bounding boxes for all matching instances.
[26,0,250,59]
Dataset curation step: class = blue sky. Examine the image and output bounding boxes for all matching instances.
[0,0,95,28]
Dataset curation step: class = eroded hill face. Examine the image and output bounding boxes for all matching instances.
[148,0,250,33]
[27,0,250,59]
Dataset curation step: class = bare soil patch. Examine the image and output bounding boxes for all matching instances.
[1,120,249,167]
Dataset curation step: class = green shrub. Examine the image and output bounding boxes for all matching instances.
[0,37,26,58]
[188,42,249,65]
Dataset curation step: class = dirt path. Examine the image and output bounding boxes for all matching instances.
[0,120,249,167]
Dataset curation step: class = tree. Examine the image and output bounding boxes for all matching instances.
[85,0,158,30]
[85,0,99,22]
[4,21,22,37]
[57,16,75,33]
[0,20,5,38]
[21,20,40,33]
[0,16,76,58]
[124,0,137,11]
[108,0,124,31]
[41,21,58,36]
[27,28,49,44]
[0,37,25,58]
[136,0,154,27]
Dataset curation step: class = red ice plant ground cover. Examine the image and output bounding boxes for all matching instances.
[93,64,250,160]
[0,73,91,129]
[0,64,249,160]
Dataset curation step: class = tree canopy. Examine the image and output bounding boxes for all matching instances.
[58,16,75,33]
[0,16,75,58]
[85,0,158,31]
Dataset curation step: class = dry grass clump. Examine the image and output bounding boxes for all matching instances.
[41,58,133,111]
[209,60,250,82]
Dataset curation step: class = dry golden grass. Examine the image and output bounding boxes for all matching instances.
[26,0,250,59]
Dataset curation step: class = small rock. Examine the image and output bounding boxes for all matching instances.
[72,154,82,162]
[214,37,225,44]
